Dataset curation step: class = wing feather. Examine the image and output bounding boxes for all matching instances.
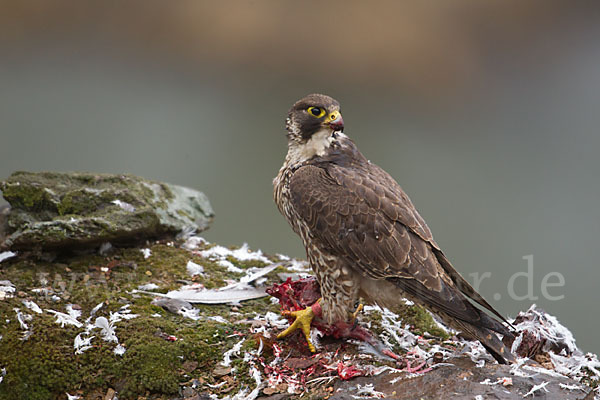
[289,159,510,327]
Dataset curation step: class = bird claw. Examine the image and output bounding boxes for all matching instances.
[277,302,318,352]
[351,303,364,321]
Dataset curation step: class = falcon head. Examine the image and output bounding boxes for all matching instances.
[286,94,344,143]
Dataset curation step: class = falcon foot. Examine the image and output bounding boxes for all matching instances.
[267,277,428,371]
[277,299,322,353]
[351,302,364,322]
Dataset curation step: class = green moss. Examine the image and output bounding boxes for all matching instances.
[581,367,599,391]
[0,239,459,400]
[0,241,287,399]
[392,302,449,340]
[1,171,213,250]
[1,183,54,212]
[0,313,83,400]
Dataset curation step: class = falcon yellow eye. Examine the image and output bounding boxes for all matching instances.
[308,106,326,118]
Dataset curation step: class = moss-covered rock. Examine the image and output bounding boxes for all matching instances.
[0,240,283,400]
[0,171,214,251]
[0,239,596,400]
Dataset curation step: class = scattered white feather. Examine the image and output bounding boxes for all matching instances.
[94,317,118,343]
[114,344,126,356]
[140,248,152,259]
[510,358,534,378]
[46,309,83,328]
[22,300,42,314]
[512,304,577,354]
[66,304,82,320]
[179,307,202,321]
[143,263,279,304]
[499,377,513,386]
[90,302,104,317]
[186,260,204,276]
[111,199,135,212]
[0,280,15,300]
[109,306,138,323]
[263,311,289,330]
[182,235,206,250]
[229,387,257,400]
[163,285,267,304]
[353,383,385,399]
[464,341,494,367]
[208,316,228,324]
[550,351,600,381]
[284,259,310,272]
[176,225,197,240]
[229,243,271,263]
[13,308,32,330]
[0,251,16,263]
[309,328,323,351]
[522,381,549,397]
[559,383,583,391]
[200,243,270,268]
[0,368,5,384]
[137,283,159,291]
[74,333,94,354]
[71,304,137,355]
[222,338,246,367]
[235,264,280,287]
[366,305,417,351]
[218,259,243,273]
[511,305,600,385]
[66,393,81,400]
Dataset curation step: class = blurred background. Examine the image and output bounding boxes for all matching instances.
[1,1,599,353]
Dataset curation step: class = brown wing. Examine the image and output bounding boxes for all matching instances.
[289,160,510,328]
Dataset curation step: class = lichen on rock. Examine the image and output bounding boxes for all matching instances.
[0,171,214,250]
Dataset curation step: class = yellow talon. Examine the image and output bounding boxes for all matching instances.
[352,303,364,321]
[277,300,319,352]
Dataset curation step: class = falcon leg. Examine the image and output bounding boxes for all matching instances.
[351,302,364,322]
[277,298,322,352]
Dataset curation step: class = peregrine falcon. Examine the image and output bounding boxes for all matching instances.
[273,93,515,364]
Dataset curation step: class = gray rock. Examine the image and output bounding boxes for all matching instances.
[330,357,593,400]
[0,171,214,250]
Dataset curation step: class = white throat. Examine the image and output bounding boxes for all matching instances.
[286,129,336,164]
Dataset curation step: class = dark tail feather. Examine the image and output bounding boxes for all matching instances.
[478,329,515,364]
[458,317,516,364]
[386,276,516,363]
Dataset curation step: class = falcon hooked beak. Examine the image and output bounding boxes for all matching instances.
[325,110,344,132]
